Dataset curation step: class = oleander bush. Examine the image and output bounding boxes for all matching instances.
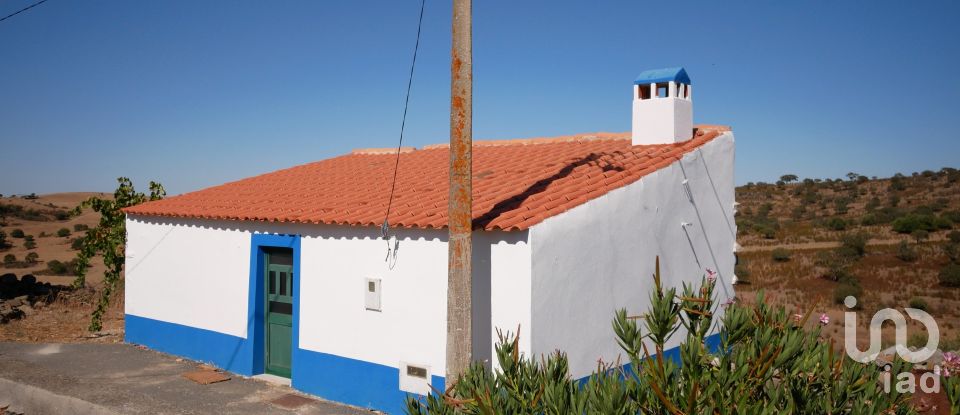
[406,259,917,414]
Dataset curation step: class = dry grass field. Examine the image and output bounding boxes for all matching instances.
[734,169,960,351]
[0,192,123,342]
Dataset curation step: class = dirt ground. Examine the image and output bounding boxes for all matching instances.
[1,192,120,342]
[0,192,109,285]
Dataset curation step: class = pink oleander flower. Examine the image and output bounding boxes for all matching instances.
[706,268,718,283]
[792,314,803,324]
[819,314,830,325]
[721,297,736,308]
[943,352,959,377]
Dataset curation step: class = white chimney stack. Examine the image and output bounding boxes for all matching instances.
[631,67,693,146]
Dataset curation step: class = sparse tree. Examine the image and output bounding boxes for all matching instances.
[913,229,930,244]
[779,174,798,183]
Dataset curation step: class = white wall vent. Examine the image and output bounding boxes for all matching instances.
[365,277,381,311]
[399,362,431,395]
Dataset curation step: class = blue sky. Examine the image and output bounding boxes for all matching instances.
[1,0,958,195]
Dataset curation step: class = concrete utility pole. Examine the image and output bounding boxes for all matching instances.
[446,0,473,382]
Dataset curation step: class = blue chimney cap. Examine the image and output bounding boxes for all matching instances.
[634,67,691,85]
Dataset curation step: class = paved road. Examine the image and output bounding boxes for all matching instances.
[0,343,374,415]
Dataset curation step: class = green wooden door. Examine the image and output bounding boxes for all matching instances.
[264,250,293,377]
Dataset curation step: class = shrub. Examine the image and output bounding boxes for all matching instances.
[816,250,852,281]
[771,248,792,262]
[945,243,959,264]
[825,217,847,231]
[10,229,24,238]
[734,262,751,280]
[0,231,7,249]
[891,214,939,234]
[56,228,71,237]
[23,237,36,250]
[912,229,929,244]
[941,263,960,287]
[3,254,16,265]
[70,237,84,251]
[895,240,917,262]
[25,252,38,264]
[407,262,915,414]
[908,297,929,311]
[840,232,869,257]
[833,281,863,306]
[46,260,68,275]
[54,211,71,221]
[73,223,89,232]
[948,230,960,244]
[944,210,960,224]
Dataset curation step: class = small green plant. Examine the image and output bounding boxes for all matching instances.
[25,252,39,264]
[895,240,918,262]
[3,253,16,265]
[73,223,89,232]
[940,263,960,287]
[70,237,84,251]
[23,236,36,250]
[771,248,792,262]
[908,297,928,311]
[10,229,24,238]
[56,227,71,237]
[0,231,8,249]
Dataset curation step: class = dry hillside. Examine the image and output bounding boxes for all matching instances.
[734,168,960,350]
[0,192,123,342]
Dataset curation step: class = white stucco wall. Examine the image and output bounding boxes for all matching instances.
[124,216,531,376]
[528,132,736,378]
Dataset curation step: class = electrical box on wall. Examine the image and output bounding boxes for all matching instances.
[365,277,381,311]
[399,362,431,395]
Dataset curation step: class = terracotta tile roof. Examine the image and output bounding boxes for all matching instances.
[123,126,729,231]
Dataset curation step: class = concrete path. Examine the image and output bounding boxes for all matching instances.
[0,343,374,415]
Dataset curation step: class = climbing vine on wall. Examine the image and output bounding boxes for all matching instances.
[72,177,165,331]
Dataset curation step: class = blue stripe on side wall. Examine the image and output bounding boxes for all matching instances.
[125,314,256,376]
[125,314,444,414]
[294,348,445,415]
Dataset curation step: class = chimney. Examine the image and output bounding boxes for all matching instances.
[631,67,693,146]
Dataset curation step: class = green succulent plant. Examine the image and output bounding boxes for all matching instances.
[407,257,921,415]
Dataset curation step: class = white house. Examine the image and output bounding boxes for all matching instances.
[122,67,736,414]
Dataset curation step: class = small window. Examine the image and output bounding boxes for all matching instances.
[657,84,668,98]
[638,84,652,100]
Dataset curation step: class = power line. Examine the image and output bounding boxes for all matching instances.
[381,0,426,238]
[0,0,50,24]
